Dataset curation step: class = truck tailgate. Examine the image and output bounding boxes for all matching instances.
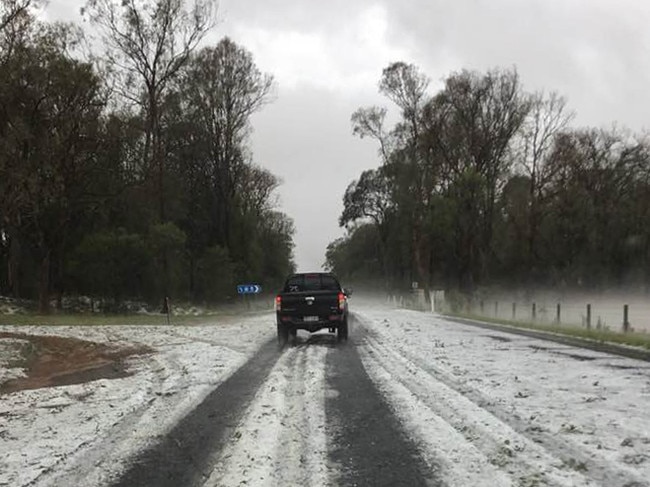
[280,291,339,317]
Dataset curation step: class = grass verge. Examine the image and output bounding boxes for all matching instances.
[444,312,650,350]
[0,308,272,327]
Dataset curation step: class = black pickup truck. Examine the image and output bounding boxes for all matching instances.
[275,272,350,345]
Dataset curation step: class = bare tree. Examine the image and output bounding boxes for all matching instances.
[379,62,429,130]
[520,91,573,191]
[83,0,217,219]
[517,91,573,270]
[0,0,35,64]
[379,62,429,180]
[0,0,31,32]
[351,106,392,165]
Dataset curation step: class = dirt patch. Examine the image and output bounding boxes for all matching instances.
[0,332,153,394]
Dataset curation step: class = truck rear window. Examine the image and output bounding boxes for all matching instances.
[284,274,340,292]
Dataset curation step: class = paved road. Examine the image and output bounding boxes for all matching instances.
[111,315,437,487]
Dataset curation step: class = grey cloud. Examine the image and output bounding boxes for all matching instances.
[380,0,650,129]
[249,85,381,271]
[219,0,376,34]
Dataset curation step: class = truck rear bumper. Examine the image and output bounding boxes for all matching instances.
[277,313,345,333]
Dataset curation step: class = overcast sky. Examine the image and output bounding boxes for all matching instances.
[45,0,650,271]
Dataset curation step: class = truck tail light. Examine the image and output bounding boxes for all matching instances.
[338,292,346,311]
[275,295,282,311]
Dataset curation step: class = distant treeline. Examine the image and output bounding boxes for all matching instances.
[326,62,650,295]
[0,0,295,312]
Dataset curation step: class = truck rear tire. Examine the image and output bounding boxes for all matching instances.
[277,323,289,347]
[337,318,348,342]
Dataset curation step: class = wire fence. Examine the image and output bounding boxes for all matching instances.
[470,300,637,331]
[391,290,650,334]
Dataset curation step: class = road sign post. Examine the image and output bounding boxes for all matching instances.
[237,284,262,310]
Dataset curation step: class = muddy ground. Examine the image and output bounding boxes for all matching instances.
[0,332,152,394]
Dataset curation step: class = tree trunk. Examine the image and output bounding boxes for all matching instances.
[528,176,539,279]
[148,93,170,299]
[55,248,64,311]
[412,226,431,299]
[8,231,21,298]
[38,250,51,314]
[162,247,169,298]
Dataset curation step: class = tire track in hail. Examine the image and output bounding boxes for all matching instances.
[326,323,442,487]
[109,337,281,487]
[361,331,584,486]
[203,338,330,486]
[356,314,649,487]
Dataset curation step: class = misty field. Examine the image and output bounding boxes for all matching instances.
[466,291,650,334]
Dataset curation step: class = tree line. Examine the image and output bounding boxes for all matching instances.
[327,62,650,298]
[0,0,295,312]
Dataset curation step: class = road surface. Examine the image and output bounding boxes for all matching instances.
[2,306,650,486]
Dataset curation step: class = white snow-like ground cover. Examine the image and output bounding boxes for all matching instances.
[204,340,331,487]
[0,313,274,487]
[356,306,650,487]
[0,337,30,383]
[3,303,650,487]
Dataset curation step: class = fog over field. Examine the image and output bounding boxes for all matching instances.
[470,290,650,333]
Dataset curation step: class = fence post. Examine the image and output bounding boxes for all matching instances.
[494,301,499,318]
[586,304,591,329]
[163,297,171,325]
[532,302,536,321]
[623,304,630,332]
[512,302,516,320]
[556,303,561,324]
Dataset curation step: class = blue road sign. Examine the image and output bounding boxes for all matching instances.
[237,284,262,294]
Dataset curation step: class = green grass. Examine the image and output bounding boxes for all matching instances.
[444,312,650,350]
[0,307,272,327]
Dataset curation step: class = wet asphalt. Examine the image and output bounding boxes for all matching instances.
[325,320,439,487]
